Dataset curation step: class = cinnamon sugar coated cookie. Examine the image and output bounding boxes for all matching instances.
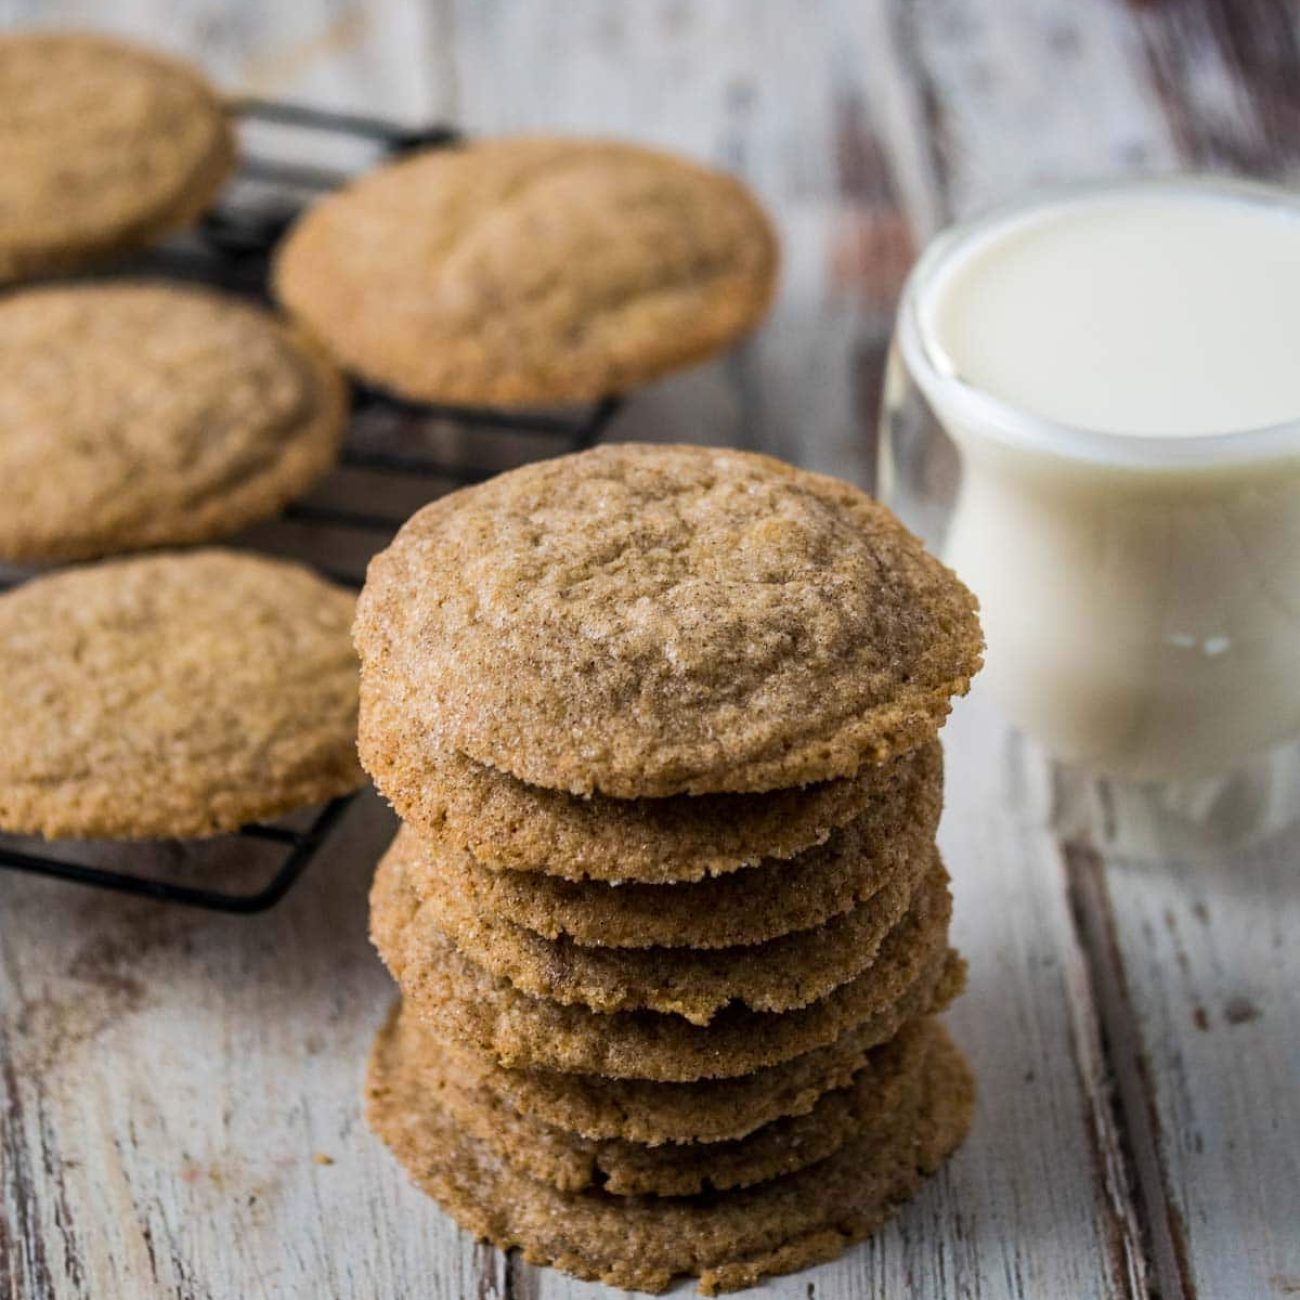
[371,847,954,1081]
[421,952,964,1147]
[354,444,982,798]
[0,33,234,280]
[391,751,940,948]
[389,827,934,1024]
[357,440,980,1290]
[0,551,365,838]
[366,1002,974,1294]
[361,671,942,883]
[0,283,347,562]
[274,137,778,405]
[383,1005,935,1196]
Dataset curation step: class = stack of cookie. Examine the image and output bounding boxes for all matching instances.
[355,444,983,1294]
[0,283,347,564]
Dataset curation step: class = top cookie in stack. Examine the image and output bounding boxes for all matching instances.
[355,442,982,1294]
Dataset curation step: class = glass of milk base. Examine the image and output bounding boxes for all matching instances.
[879,177,1300,858]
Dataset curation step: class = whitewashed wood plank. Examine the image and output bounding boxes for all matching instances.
[1125,0,1300,179]
[447,0,910,489]
[892,0,1178,217]
[0,0,452,120]
[0,729,1136,1300]
[0,794,479,1300]
[1077,831,1300,1300]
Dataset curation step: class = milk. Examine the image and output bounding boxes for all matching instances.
[898,179,1300,781]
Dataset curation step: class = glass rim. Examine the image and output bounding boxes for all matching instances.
[899,174,1300,471]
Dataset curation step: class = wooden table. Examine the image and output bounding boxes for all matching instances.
[2,3,1297,1298]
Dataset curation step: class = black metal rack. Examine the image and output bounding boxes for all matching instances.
[0,99,622,912]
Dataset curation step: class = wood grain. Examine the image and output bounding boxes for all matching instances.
[2,2,1298,1299]
[1129,0,1300,175]
[1097,836,1300,1300]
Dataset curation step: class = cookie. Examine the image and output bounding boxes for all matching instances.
[396,758,940,947]
[273,136,777,406]
[0,551,365,839]
[354,444,982,798]
[391,828,934,1024]
[371,848,953,1080]
[0,282,347,562]
[428,949,964,1146]
[0,33,235,281]
[388,1004,934,1195]
[362,666,942,883]
[367,1001,974,1294]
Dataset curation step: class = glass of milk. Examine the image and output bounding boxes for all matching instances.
[880,177,1300,852]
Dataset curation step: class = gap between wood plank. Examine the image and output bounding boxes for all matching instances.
[877,4,1217,1292]
[1063,844,1199,1300]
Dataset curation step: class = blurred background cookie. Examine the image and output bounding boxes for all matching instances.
[0,281,347,562]
[274,136,778,406]
[0,32,235,281]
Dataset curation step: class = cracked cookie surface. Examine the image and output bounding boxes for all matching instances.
[274,136,777,406]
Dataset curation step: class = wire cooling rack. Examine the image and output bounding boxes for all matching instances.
[0,99,623,912]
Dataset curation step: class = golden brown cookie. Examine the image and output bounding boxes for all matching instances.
[371,846,953,1081]
[0,33,235,281]
[391,826,933,1024]
[396,757,940,946]
[389,1003,934,1195]
[273,136,777,406]
[354,444,982,799]
[428,950,964,1146]
[0,282,347,562]
[362,667,942,883]
[431,946,961,1149]
[366,1001,974,1294]
[0,550,365,839]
